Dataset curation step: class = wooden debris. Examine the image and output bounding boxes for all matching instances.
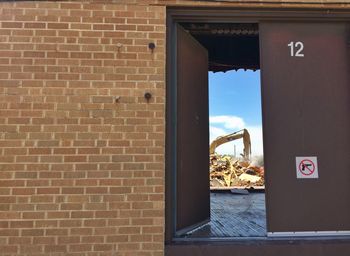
[210,154,265,189]
[239,173,261,183]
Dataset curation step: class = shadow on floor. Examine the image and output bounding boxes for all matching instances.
[185,191,266,238]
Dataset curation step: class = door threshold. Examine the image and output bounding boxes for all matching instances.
[172,235,350,243]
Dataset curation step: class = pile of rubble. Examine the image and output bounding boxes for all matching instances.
[210,154,265,189]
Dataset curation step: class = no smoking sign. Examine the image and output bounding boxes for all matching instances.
[296,156,319,179]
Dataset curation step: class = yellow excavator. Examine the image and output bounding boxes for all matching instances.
[209,129,251,160]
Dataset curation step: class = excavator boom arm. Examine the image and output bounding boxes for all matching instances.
[209,129,251,160]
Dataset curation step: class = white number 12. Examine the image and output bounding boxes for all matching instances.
[288,41,304,57]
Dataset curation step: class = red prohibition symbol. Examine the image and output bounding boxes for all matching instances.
[298,159,315,176]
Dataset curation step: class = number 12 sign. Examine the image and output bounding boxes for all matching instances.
[288,41,304,57]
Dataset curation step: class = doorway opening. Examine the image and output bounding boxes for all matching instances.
[176,23,266,238]
[166,9,350,254]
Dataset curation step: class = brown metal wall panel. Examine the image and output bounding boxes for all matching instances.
[260,22,350,232]
[176,25,210,232]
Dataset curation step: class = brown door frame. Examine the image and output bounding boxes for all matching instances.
[165,6,350,244]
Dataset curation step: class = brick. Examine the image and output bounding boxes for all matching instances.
[93,244,113,251]
[81,235,104,244]
[64,155,87,162]
[60,2,82,9]
[44,245,67,253]
[61,187,84,194]
[54,148,76,154]
[60,203,83,211]
[93,24,114,30]
[30,195,54,203]
[19,245,43,254]
[29,148,51,155]
[9,237,32,245]
[0,196,15,203]
[0,187,11,195]
[37,204,58,211]
[110,187,132,194]
[33,236,55,244]
[22,229,44,236]
[92,96,114,103]
[24,22,46,29]
[70,52,92,59]
[12,188,35,195]
[23,51,45,58]
[0,245,18,253]
[85,187,108,194]
[94,52,115,59]
[57,236,80,244]
[1,22,23,28]
[69,244,93,252]
[70,228,93,236]
[37,188,60,194]
[0,180,24,187]
[22,212,45,219]
[10,221,33,229]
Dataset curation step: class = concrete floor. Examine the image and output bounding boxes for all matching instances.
[185,191,267,238]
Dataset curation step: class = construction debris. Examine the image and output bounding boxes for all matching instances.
[239,173,261,183]
[210,154,265,189]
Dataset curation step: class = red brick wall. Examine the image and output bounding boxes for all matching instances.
[0,1,165,255]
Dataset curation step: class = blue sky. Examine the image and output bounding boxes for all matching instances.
[209,70,264,157]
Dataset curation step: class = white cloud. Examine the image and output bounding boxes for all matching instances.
[209,115,245,130]
[209,126,227,143]
[209,115,264,157]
